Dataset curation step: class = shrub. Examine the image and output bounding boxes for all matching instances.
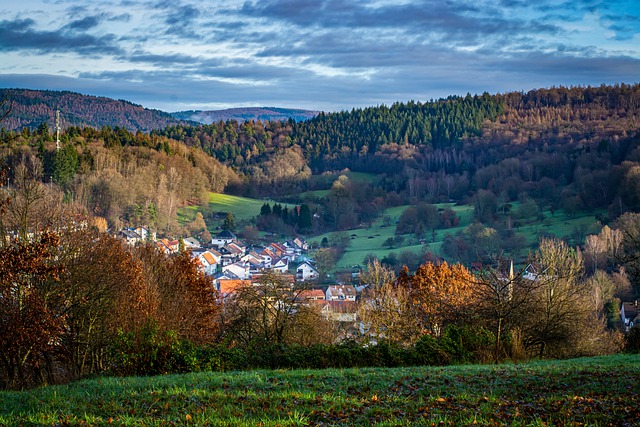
[108,322,197,376]
[626,326,640,353]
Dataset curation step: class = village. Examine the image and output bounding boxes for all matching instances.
[118,226,360,324]
[117,225,640,337]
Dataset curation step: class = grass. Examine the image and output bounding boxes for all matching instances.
[179,193,297,224]
[2,354,639,426]
[178,190,603,272]
[314,204,602,271]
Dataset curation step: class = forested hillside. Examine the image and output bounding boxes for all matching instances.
[2,84,640,246]
[0,89,192,132]
[156,85,640,226]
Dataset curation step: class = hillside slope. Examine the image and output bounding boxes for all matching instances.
[0,88,194,132]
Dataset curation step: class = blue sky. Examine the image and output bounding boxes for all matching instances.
[1,0,638,112]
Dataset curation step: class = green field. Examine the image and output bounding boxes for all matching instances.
[313,204,602,271]
[179,192,603,271]
[2,354,638,426]
[179,193,297,224]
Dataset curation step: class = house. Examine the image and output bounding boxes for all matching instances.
[198,251,218,275]
[134,226,156,242]
[119,229,142,246]
[212,230,237,248]
[293,237,308,251]
[241,251,263,264]
[268,242,288,259]
[222,261,251,280]
[219,245,241,266]
[326,285,357,301]
[183,237,201,249]
[317,300,357,322]
[156,240,172,254]
[229,240,247,254]
[259,248,277,268]
[225,241,245,257]
[297,289,325,302]
[217,279,250,300]
[296,261,319,281]
[621,301,640,332]
[271,257,289,273]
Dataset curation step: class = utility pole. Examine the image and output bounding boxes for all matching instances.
[55,109,60,151]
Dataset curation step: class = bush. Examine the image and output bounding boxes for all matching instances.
[414,335,453,366]
[108,322,198,376]
[626,326,640,353]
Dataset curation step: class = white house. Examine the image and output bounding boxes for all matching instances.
[326,285,357,302]
[134,226,156,242]
[212,230,237,248]
[197,251,218,275]
[222,261,251,280]
[272,257,289,273]
[296,261,319,281]
[119,229,142,246]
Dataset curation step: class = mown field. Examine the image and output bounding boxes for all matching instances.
[2,354,639,426]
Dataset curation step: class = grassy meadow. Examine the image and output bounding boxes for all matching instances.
[2,354,639,426]
[179,190,603,272]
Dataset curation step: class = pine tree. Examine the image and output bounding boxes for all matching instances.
[223,212,236,232]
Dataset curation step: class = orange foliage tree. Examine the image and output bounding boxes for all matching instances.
[0,231,65,389]
[398,261,476,336]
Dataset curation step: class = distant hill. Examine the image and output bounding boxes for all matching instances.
[172,107,320,124]
[0,89,195,132]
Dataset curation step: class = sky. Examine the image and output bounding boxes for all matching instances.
[0,0,639,113]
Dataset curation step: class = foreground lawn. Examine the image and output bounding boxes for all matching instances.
[2,354,639,426]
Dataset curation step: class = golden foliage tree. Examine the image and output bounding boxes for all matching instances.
[398,261,476,336]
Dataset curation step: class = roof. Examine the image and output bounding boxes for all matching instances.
[218,279,250,296]
[226,242,244,254]
[316,300,358,313]
[184,237,201,247]
[214,230,236,240]
[120,229,140,239]
[269,242,287,254]
[327,285,357,296]
[201,252,217,265]
[297,261,317,270]
[298,289,325,301]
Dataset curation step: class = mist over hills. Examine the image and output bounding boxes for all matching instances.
[171,107,320,124]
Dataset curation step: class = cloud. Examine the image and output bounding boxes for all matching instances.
[0,0,638,112]
[0,17,122,56]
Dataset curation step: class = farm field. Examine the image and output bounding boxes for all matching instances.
[2,354,638,426]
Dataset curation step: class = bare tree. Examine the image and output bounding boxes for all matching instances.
[221,272,308,346]
[474,258,536,362]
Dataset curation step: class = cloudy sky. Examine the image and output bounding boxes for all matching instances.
[1,0,639,112]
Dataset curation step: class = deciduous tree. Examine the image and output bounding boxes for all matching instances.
[398,261,476,336]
